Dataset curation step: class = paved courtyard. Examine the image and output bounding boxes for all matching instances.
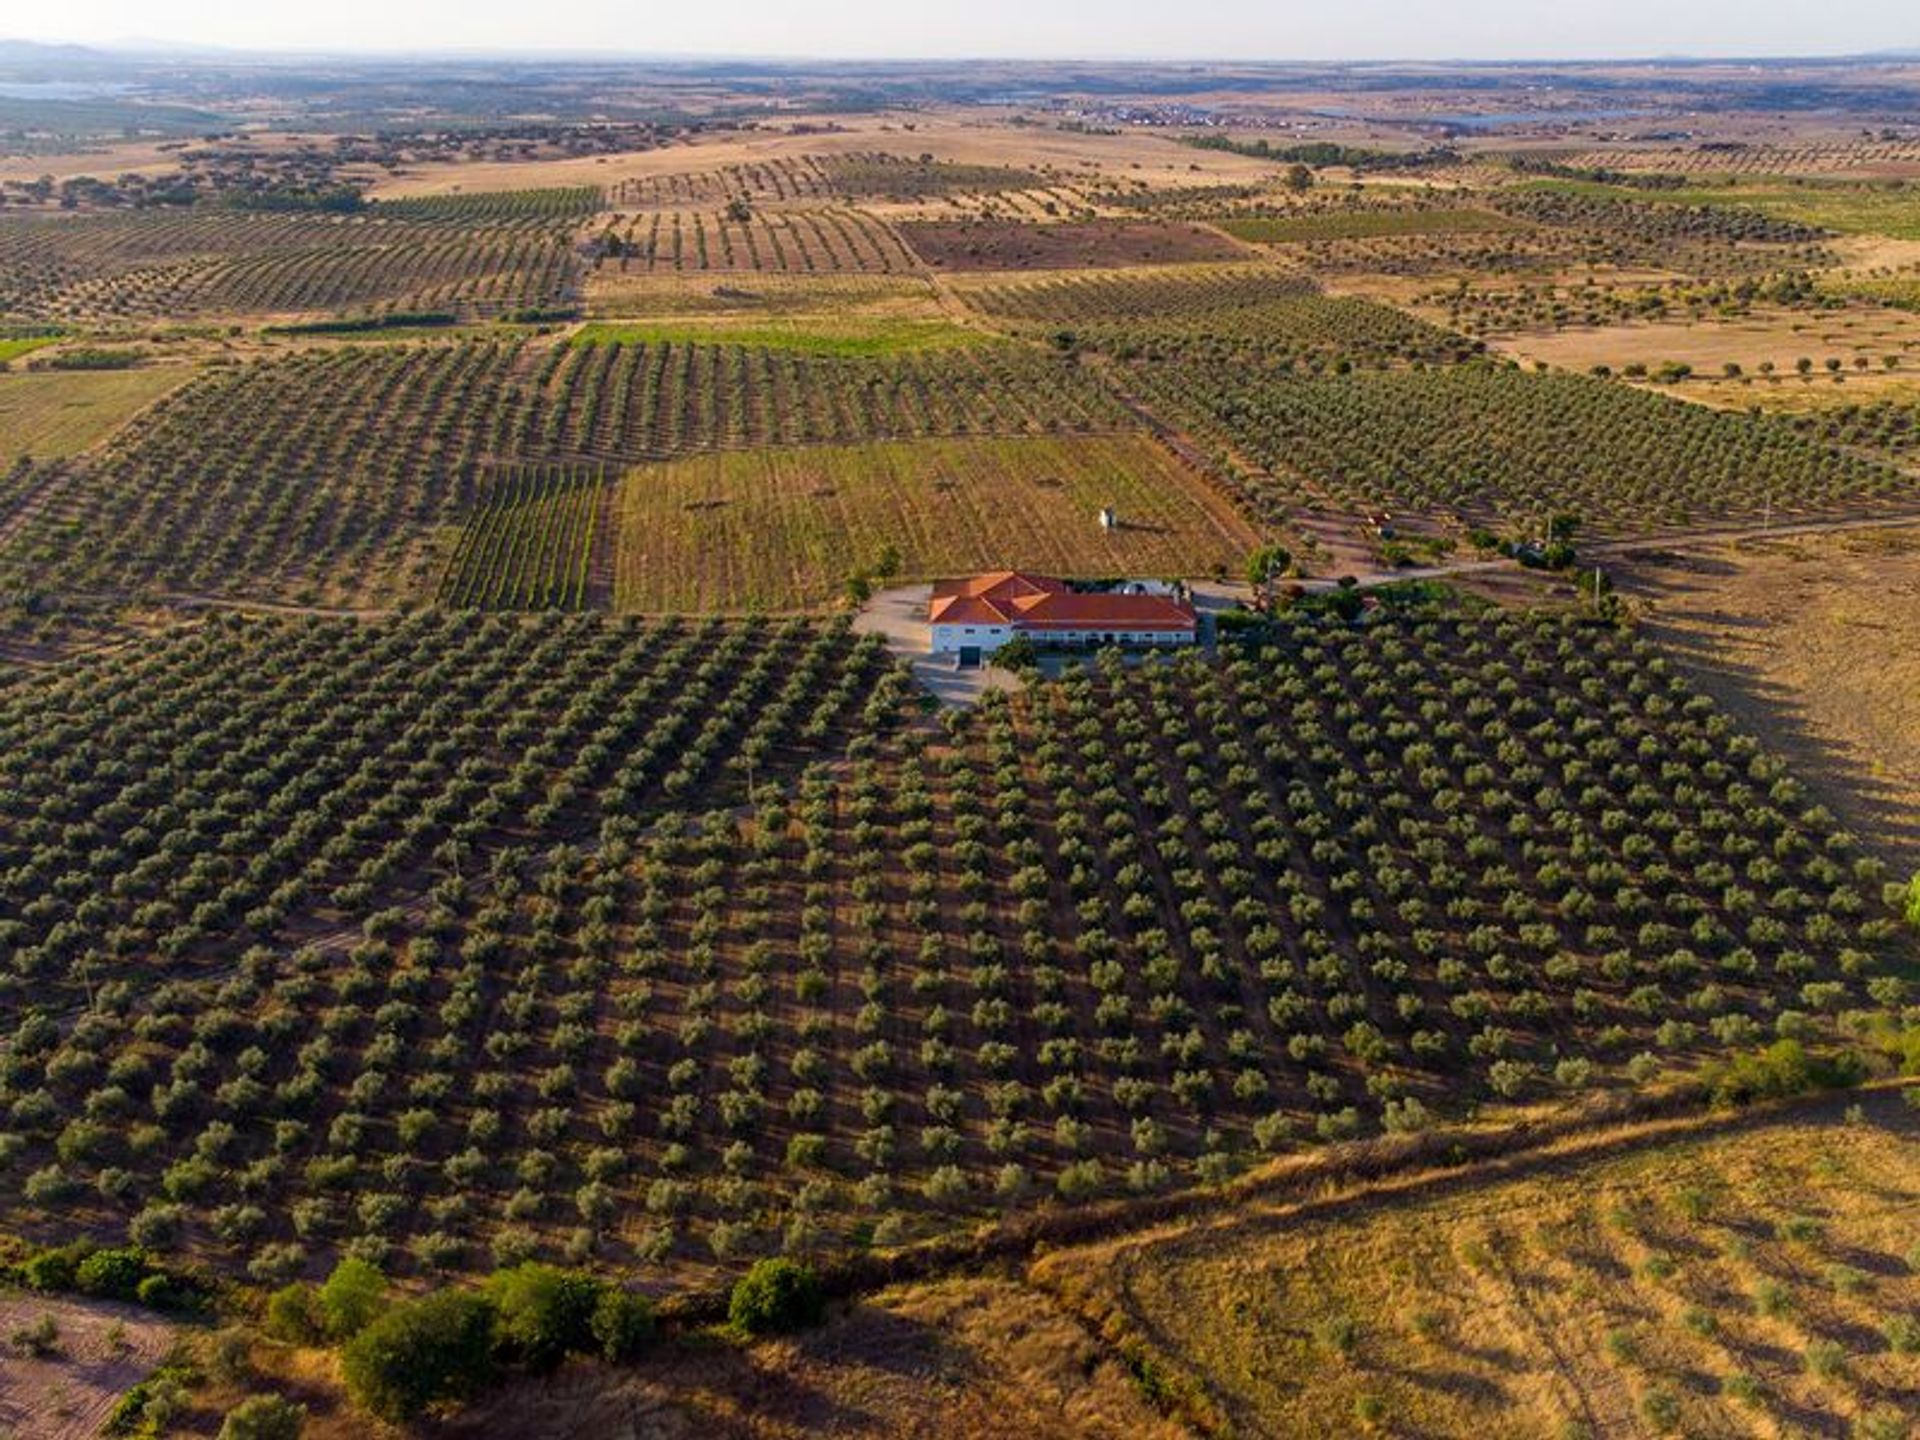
[853,584,1023,708]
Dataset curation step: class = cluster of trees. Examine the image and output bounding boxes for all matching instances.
[0,206,583,324]
[0,612,1894,1281]
[263,1256,652,1421]
[969,268,1477,369]
[0,612,900,1016]
[1129,360,1906,532]
[1491,189,1830,248]
[525,339,1129,464]
[589,205,915,274]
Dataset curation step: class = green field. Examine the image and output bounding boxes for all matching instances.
[570,315,977,357]
[615,433,1259,611]
[0,336,58,367]
[0,366,192,465]
[1520,177,1920,239]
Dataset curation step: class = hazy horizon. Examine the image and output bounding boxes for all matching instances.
[7,0,1918,65]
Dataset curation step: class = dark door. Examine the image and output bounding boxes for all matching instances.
[958,646,981,669]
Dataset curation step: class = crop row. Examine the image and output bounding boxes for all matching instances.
[437,465,607,610]
[518,339,1133,462]
[1788,398,1920,458]
[1217,207,1517,244]
[0,614,1898,1281]
[593,208,916,274]
[1126,360,1913,531]
[37,232,580,321]
[0,209,584,321]
[606,159,836,209]
[368,188,605,223]
[0,611,904,1022]
[0,336,1141,605]
[1087,1110,1920,1437]
[1552,141,1920,176]
[0,341,524,602]
[964,267,1476,365]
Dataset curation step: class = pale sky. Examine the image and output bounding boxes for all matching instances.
[15,0,1920,62]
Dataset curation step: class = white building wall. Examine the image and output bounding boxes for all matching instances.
[931,623,1013,653]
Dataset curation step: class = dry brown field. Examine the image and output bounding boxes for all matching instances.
[438,1278,1180,1440]
[1033,1093,1920,1439]
[1617,526,1920,869]
[614,433,1258,612]
[365,113,1279,200]
[0,366,194,466]
[1488,304,1920,377]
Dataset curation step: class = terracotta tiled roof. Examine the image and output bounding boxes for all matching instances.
[1013,591,1195,631]
[930,573,1195,633]
[929,571,1069,604]
[928,594,1013,625]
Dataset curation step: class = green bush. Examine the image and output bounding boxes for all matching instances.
[1701,1038,1864,1108]
[264,1282,323,1344]
[485,1263,601,1371]
[76,1247,149,1301]
[318,1257,387,1341]
[217,1393,306,1440]
[728,1258,825,1336]
[591,1287,655,1361]
[341,1289,496,1423]
[21,1243,87,1292]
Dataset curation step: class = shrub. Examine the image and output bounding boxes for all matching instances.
[590,1287,655,1361]
[341,1289,497,1423]
[76,1247,149,1301]
[265,1282,323,1344]
[1702,1038,1863,1108]
[728,1258,825,1336]
[9,1312,60,1357]
[21,1243,86,1292]
[318,1257,387,1341]
[1639,1387,1681,1431]
[218,1394,306,1440]
[485,1263,602,1371]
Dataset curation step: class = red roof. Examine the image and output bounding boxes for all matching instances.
[927,594,1012,625]
[930,573,1195,634]
[1012,591,1195,631]
[930,571,1069,604]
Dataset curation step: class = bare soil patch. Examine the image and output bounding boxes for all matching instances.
[0,1292,179,1440]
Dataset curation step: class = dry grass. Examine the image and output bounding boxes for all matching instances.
[1678,373,1920,413]
[367,112,1275,201]
[1488,303,1920,377]
[0,366,193,465]
[1617,528,1920,869]
[1034,1094,1920,1439]
[584,270,947,320]
[440,1278,1182,1440]
[614,433,1258,612]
